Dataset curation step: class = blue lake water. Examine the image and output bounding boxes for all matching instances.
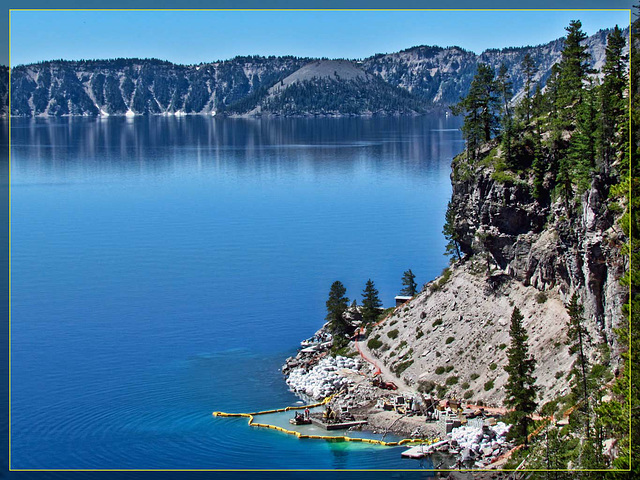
[10,115,463,470]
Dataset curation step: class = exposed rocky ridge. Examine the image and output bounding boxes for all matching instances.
[4,26,628,117]
[361,27,629,106]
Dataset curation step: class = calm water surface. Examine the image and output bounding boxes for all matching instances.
[10,115,463,469]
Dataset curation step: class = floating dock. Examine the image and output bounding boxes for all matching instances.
[401,445,432,459]
[401,440,448,459]
[310,418,368,430]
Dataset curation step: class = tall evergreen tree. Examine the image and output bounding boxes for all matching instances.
[443,201,462,260]
[556,20,593,123]
[568,81,599,192]
[400,269,418,296]
[531,83,544,120]
[566,293,591,437]
[556,156,574,204]
[361,279,383,324]
[451,63,501,160]
[325,281,350,335]
[599,25,628,172]
[521,53,538,123]
[504,307,538,446]
[497,63,514,165]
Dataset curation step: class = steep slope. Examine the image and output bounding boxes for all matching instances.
[367,146,626,407]
[268,59,372,93]
[365,260,573,406]
[243,59,429,116]
[362,27,629,106]
[8,56,307,116]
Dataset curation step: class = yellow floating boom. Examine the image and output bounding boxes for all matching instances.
[212,394,439,447]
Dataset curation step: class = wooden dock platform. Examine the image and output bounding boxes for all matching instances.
[401,445,431,459]
[310,418,368,430]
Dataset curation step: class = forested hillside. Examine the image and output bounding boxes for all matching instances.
[2,26,627,117]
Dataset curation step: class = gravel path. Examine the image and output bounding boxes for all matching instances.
[355,324,413,393]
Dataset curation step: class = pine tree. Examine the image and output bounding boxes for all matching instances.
[326,281,350,335]
[361,279,382,324]
[568,81,599,192]
[451,63,501,160]
[531,83,544,120]
[556,156,574,204]
[443,200,462,260]
[504,307,538,446]
[521,53,538,123]
[557,20,593,123]
[400,269,417,296]
[531,130,547,201]
[599,25,628,172]
[497,63,514,165]
[566,293,591,437]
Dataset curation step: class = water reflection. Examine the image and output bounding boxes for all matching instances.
[10,116,463,183]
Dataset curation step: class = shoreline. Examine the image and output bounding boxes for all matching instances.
[280,321,514,467]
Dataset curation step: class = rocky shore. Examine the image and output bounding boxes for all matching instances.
[281,325,514,467]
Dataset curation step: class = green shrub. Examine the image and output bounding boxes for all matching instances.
[491,170,516,184]
[536,292,548,304]
[365,323,375,338]
[445,365,454,373]
[416,329,424,339]
[394,360,414,376]
[484,380,494,391]
[446,376,459,385]
[387,329,399,340]
[432,318,443,328]
[461,382,470,390]
[499,343,507,350]
[463,390,473,400]
[445,336,455,345]
[470,373,480,381]
[333,346,357,357]
[436,384,448,398]
[555,371,564,379]
[430,268,452,291]
[367,338,383,349]
[490,362,498,371]
[418,380,436,393]
[435,366,445,375]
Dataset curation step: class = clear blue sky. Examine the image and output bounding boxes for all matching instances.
[10,9,630,66]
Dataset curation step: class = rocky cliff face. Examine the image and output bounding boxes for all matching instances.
[449,157,627,346]
[4,27,627,117]
[367,149,626,407]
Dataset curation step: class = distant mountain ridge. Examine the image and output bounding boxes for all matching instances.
[4,26,629,117]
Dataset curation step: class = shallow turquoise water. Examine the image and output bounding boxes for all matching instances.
[10,115,463,469]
